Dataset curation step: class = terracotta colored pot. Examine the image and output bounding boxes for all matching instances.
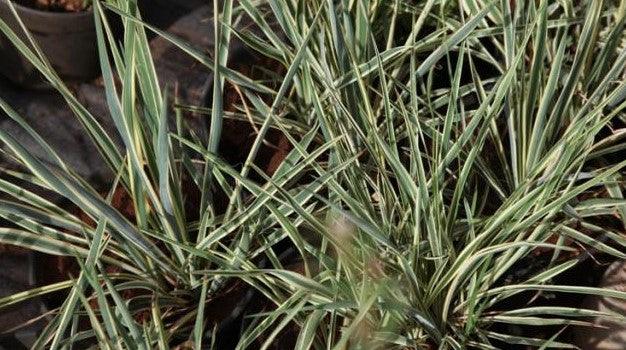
[0,0,98,87]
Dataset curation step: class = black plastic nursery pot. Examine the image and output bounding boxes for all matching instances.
[0,0,98,87]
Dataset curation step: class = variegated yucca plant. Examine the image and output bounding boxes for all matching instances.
[0,0,626,349]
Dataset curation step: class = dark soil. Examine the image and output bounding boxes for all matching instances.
[14,0,87,12]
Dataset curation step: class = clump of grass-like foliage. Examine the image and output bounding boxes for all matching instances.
[0,0,626,348]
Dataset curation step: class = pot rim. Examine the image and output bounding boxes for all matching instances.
[2,0,93,18]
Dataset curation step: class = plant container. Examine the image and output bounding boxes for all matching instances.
[0,0,98,87]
